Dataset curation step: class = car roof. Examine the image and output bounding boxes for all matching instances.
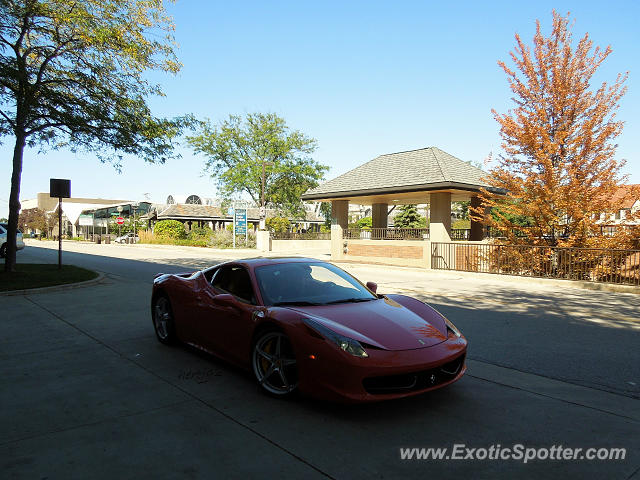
[230,257,327,268]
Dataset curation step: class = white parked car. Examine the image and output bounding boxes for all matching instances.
[115,232,140,244]
[0,222,25,258]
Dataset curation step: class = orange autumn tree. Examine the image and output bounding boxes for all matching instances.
[474,11,636,248]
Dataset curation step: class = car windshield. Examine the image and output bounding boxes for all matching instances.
[255,261,377,306]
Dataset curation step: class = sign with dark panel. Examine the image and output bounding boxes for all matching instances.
[50,178,71,198]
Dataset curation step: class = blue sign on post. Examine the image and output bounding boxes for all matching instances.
[234,208,247,235]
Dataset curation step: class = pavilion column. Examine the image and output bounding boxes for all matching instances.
[371,203,388,229]
[331,200,349,260]
[470,195,485,241]
[429,192,451,242]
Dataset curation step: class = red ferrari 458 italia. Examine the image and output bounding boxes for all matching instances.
[151,257,467,402]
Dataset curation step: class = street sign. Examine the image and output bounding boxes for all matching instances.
[49,178,71,198]
[116,217,124,225]
[234,208,247,235]
[50,178,71,269]
[79,214,93,226]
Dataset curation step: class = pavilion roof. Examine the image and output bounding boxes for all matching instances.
[302,147,494,200]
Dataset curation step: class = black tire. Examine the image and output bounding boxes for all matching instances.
[0,243,6,259]
[252,330,298,397]
[152,294,177,345]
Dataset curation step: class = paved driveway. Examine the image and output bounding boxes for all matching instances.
[1,241,638,479]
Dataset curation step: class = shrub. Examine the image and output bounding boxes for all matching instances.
[188,226,213,240]
[154,220,186,239]
[209,230,256,249]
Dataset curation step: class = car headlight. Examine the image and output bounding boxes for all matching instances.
[303,318,369,358]
[445,317,461,338]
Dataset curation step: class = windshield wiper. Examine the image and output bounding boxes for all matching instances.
[325,297,376,305]
[272,301,325,306]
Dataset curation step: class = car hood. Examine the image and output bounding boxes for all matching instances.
[289,296,448,351]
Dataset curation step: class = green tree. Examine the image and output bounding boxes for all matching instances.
[393,205,427,228]
[265,216,290,233]
[187,112,328,218]
[349,216,372,230]
[319,202,332,229]
[0,0,189,271]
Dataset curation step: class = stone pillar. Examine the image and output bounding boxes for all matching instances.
[470,195,485,241]
[429,192,451,242]
[256,230,271,251]
[371,203,388,229]
[331,200,349,260]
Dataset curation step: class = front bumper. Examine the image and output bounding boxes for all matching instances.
[296,334,467,403]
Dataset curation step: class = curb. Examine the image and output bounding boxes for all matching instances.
[0,271,105,296]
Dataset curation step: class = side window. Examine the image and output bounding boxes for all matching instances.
[211,266,256,304]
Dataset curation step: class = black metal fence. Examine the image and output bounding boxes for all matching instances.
[271,231,331,240]
[450,229,471,241]
[345,228,430,240]
[431,242,640,286]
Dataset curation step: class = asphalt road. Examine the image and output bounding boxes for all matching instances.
[2,241,638,479]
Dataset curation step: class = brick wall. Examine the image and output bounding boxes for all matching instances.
[348,243,423,259]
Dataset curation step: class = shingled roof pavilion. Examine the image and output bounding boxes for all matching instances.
[302,147,500,261]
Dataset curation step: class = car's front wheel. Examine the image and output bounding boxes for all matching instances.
[152,294,176,345]
[252,330,298,397]
[0,243,6,258]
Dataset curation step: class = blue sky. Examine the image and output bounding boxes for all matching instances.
[2,0,639,217]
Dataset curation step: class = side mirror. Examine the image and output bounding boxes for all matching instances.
[366,281,377,294]
[213,293,237,306]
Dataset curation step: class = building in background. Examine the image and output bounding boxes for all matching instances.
[20,193,133,237]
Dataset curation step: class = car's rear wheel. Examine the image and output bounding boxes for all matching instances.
[252,331,298,396]
[152,294,176,345]
[0,244,6,258]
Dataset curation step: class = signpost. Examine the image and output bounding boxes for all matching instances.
[117,205,124,239]
[49,178,71,269]
[232,204,248,248]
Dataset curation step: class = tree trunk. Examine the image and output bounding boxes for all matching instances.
[5,133,26,272]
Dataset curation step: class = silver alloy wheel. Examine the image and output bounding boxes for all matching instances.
[252,331,298,395]
[153,296,171,341]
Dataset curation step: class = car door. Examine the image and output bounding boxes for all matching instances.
[196,264,258,364]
